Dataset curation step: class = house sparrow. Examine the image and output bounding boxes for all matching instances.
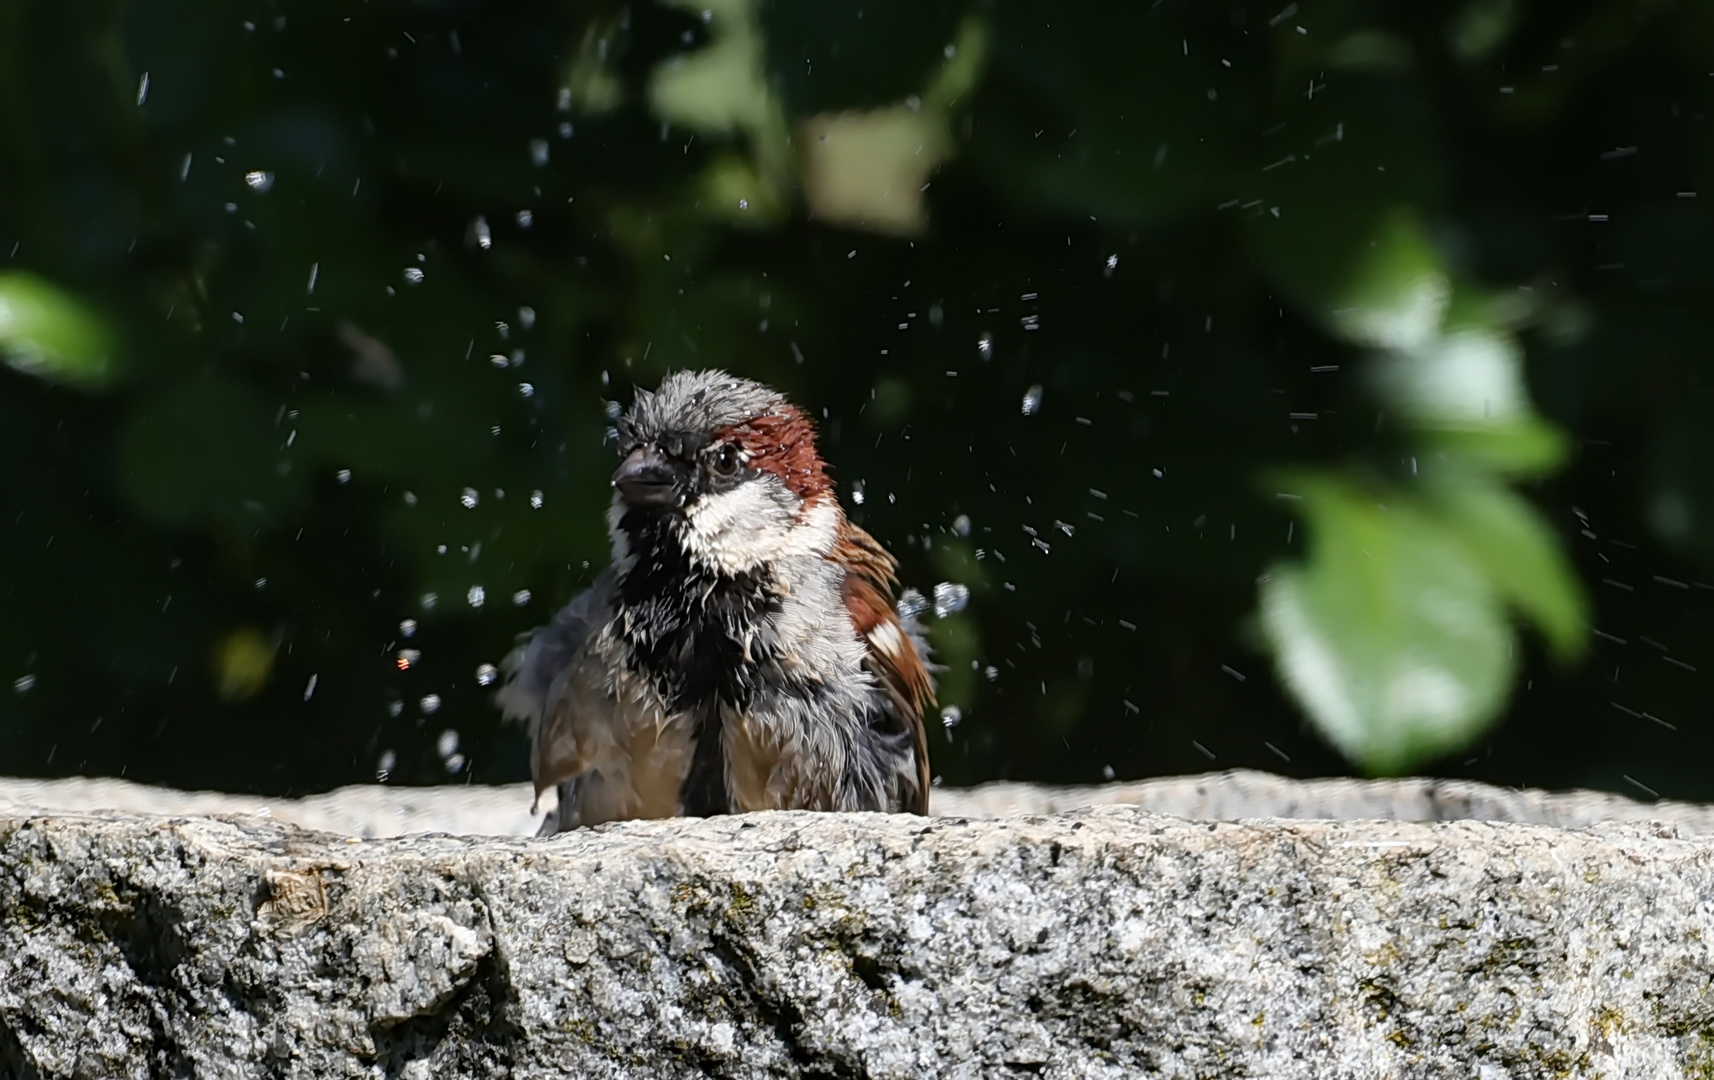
[498,370,933,834]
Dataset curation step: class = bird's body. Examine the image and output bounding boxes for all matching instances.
[498,370,932,833]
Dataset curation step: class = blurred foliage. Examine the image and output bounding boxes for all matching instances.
[2,0,1713,798]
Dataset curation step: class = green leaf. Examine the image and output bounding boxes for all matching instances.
[1418,417,1567,477]
[1369,322,1566,475]
[0,272,118,389]
[1260,474,1514,774]
[1427,476,1588,662]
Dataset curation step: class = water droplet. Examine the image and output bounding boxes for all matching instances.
[984,665,999,682]
[1102,764,1116,780]
[444,753,466,774]
[377,749,397,778]
[738,198,749,210]
[396,648,421,670]
[136,72,151,106]
[470,215,492,250]
[518,306,536,330]
[489,353,509,368]
[436,729,460,757]
[932,582,970,618]
[467,585,486,608]
[420,592,438,611]
[403,267,424,284]
[403,491,419,506]
[399,619,418,638]
[476,663,498,687]
[977,332,993,359]
[1021,384,1044,416]
[420,693,442,715]
[1055,520,1076,537]
[516,209,533,229]
[244,170,274,193]
[14,674,36,694]
[1104,254,1119,276]
[940,705,962,728]
[512,589,532,606]
[302,674,318,701]
[951,514,972,537]
[460,487,480,509]
[387,700,404,717]
[897,588,928,622]
[254,577,268,589]
[336,468,352,484]
[529,138,550,167]
[851,480,866,505]
[529,490,544,509]
[517,382,535,398]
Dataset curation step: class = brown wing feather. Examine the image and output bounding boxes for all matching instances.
[834,521,933,813]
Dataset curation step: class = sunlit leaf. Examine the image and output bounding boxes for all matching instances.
[799,106,946,235]
[1427,476,1587,662]
[1260,475,1513,773]
[1322,212,1450,351]
[214,626,275,703]
[1371,322,1566,475]
[1419,417,1567,476]
[0,272,117,389]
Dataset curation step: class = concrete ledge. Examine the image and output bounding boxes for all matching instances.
[4,768,1712,838]
[3,803,1711,1077]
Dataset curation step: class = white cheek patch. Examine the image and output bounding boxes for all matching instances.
[681,484,839,575]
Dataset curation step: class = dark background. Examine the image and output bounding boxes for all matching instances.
[2,0,1711,801]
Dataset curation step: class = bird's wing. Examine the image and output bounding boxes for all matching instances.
[497,567,617,801]
[833,521,934,813]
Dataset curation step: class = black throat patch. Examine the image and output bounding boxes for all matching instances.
[614,508,777,817]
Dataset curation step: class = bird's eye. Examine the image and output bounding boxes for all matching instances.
[709,443,742,477]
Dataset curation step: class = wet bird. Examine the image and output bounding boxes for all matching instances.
[498,370,933,834]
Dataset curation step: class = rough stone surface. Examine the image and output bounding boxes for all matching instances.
[5,803,1714,1077]
[5,768,1712,839]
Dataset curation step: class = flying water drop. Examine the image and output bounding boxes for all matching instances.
[933,582,970,618]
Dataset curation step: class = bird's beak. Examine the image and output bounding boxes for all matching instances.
[612,446,678,508]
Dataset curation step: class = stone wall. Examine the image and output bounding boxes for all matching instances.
[3,783,1712,1077]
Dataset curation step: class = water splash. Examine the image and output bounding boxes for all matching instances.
[933,582,970,618]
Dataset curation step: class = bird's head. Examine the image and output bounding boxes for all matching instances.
[608,370,839,575]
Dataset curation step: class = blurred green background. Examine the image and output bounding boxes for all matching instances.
[2,0,1711,800]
